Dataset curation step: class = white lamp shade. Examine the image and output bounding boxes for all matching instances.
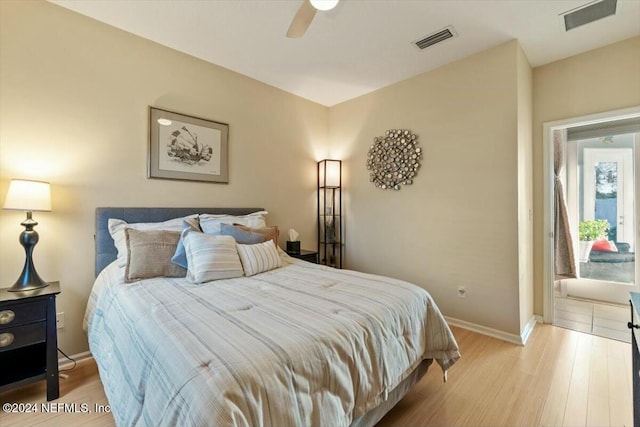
[310,0,339,11]
[3,179,52,212]
[319,159,341,188]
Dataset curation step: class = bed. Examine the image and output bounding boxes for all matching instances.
[85,207,460,427]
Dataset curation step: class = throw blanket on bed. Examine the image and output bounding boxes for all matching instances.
[85,256,459,427]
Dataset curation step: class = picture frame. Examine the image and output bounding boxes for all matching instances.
[148,107,229,183]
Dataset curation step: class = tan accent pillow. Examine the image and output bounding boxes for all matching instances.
[125,228,186,283]
[233,224,279,247]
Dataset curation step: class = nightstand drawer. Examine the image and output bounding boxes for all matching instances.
[0,322,46,352]
[0,300,47,329]
[297,253,318,263]
[287,250,318,264]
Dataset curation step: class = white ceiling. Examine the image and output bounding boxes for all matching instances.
[51,0,640,107]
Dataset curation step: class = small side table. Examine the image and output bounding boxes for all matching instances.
[0,281,61,401]
[287,249,318,264]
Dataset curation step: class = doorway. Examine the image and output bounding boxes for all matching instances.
[543,107,640,343]
[583,147,634,246]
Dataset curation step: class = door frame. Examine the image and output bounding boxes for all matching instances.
[542,106,640,323]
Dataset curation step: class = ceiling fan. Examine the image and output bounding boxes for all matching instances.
[286,0,339,38]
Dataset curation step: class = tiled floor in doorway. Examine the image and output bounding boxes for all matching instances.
[554,296,630,343]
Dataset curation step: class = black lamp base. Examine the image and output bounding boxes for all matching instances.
[9,212,49,292]
[9,274,49,292]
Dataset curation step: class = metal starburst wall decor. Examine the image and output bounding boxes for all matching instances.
[366,129,421,190]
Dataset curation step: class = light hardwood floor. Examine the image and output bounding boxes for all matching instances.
[0,324,633,427]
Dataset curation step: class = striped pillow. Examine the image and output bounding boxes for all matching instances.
[236,240,282,277]
[183,231,244,283]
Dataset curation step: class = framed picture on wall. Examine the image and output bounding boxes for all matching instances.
[148,107,229,183]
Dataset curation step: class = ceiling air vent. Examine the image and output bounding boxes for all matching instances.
[562,0,617,31]
[413,26,457,50]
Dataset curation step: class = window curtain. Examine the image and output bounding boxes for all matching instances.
[554,129,577,279]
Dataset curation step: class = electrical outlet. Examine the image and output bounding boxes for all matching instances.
[56,312,65,329]
[457,286,467,298]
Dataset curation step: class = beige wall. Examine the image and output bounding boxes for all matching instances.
[2,1,638,355]
[0,1,328,355]
[330,41,531,337]
[517,45,534,332]
[532,37,640,314]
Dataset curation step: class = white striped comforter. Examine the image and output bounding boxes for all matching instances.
[85,255,459,427]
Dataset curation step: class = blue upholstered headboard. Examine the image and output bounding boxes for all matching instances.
[95,207,264,276]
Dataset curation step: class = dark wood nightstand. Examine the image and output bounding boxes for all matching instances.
[0,281,61,401]
[287,249,318,264]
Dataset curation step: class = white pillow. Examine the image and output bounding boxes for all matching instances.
[108,215,197,261]
[236,240,282,277]
[199,211,268,235]
[183,231,244,283]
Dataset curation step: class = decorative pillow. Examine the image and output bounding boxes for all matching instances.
[199,211,268,235]
[108,215,196,261]
[220,223,265,244]
[172,217,202,269]
[124,229,186,283]
[233,224,279,247]
[236,240,282,277]
[592,239,618,252]
[183,231,244,283]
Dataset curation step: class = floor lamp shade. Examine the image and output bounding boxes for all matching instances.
[3,179,52,291]
[318,159,341,188]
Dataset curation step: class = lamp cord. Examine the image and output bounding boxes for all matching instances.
[58,347,77,372]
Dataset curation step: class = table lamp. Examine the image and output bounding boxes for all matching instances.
[3,179,51,291]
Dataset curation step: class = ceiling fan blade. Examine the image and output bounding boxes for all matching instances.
[286,0,317,38]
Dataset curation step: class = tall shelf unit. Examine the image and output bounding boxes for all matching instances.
[318,159,342,269]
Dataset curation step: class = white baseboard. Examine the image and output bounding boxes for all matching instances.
[58,350,92,368]
[446,315,542,346]
[521,315,543,345]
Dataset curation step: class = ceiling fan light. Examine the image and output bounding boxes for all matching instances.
[309,0,339,11]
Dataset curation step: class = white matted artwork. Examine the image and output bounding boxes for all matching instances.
[148,107,229,183]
